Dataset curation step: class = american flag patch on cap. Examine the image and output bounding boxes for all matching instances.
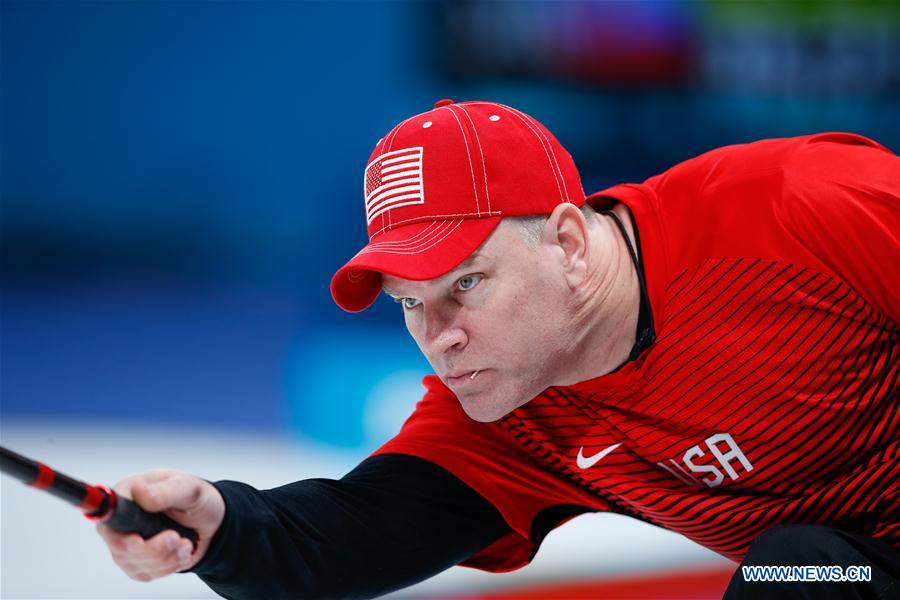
[364,147,424,225]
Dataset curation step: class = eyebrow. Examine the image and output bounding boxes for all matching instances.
[381,251,485,297]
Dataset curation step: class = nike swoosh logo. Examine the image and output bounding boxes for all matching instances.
[576,443,622,469]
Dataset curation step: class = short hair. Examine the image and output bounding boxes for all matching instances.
[510,203,598,247]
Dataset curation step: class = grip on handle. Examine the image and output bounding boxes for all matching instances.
[105,496,199,550]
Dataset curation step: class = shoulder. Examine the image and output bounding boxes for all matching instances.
[647,132,893,203]
[643,133,898,323]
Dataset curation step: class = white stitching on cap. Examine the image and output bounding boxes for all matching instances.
[510,106,570,202]
[502,106,565,202]
[360,220,464,255]
[375,221,461,255]
[365,221,442,249]
[366,222,461,256]
[363,220,452,251]
[453,104,491,214]
[360,221,453,254]
[369,210,502,237]
[437,106,480,215]
[468,102,564,203]
[385,115,413,152]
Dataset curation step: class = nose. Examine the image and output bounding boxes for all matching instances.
[422,308,468,357]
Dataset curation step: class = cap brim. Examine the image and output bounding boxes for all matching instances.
[331,217,503,312]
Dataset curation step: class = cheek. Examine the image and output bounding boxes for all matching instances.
[489,276,562,355]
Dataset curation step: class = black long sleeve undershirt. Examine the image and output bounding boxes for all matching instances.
[189,453,511,600]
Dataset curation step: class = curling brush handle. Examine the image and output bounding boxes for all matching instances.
[105,496,199,549]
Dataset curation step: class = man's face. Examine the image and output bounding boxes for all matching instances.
[382,219,575,422]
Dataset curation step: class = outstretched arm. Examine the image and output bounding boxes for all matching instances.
[98,453,509,599]
[192,453,510,599]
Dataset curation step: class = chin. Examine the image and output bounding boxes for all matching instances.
[457,392,519,423]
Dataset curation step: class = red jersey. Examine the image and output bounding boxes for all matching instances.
[372,133,900,571]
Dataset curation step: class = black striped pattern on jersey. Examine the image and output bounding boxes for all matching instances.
[500,258,899,560]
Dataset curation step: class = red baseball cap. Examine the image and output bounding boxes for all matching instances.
[330,99,586,312]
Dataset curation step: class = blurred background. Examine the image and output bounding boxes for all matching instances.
[2,1,897,598]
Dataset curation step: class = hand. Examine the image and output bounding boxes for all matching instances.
[96,469,225,582]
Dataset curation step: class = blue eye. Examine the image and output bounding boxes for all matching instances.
[396,297,421,310]
[457,274,482,291]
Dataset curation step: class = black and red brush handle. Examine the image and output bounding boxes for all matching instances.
[0,445,198,549]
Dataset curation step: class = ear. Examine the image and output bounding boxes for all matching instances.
[541,203,590,289]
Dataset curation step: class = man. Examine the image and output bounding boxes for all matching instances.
[98,100,899,599]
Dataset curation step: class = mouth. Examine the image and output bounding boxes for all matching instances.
[445,370,484,385]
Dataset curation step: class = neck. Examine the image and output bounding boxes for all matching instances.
[558,204,641,384]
